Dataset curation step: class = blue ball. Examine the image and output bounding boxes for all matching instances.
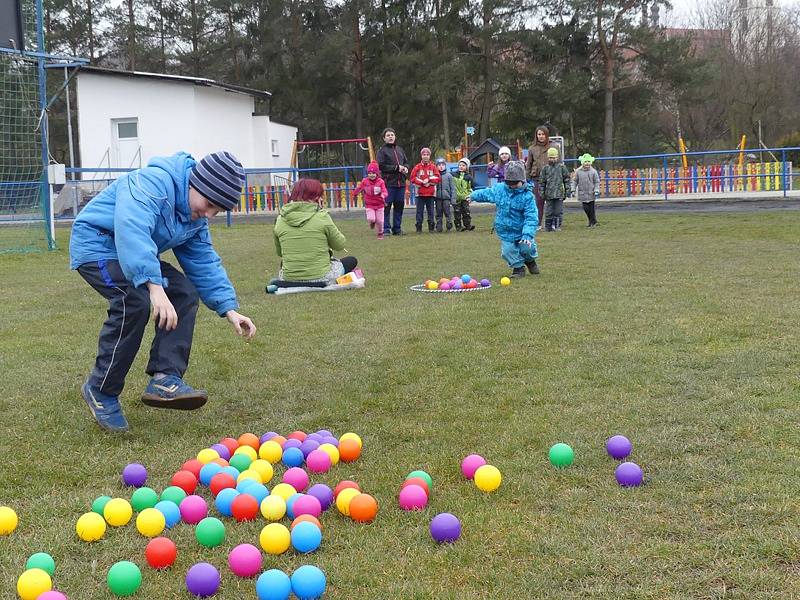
[256,569,291,600]
[215,487,240,517]
[461,274,471,283]
[199,462,223,486]
[285,493,303,520]
[243,483,269,505]
[221,465,240,480]
[290,521,322,554]
[154,500,181,528]
[236,478,258,493]
[291,565,326,599]
[282,447,304,468]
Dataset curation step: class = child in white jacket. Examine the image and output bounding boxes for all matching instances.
[574,153,600,227]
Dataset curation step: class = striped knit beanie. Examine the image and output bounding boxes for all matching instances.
[189,152,245,211]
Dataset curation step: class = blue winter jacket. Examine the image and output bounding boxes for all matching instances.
[69,152,238,316]
[471,183,539,243]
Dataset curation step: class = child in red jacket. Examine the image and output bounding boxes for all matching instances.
[352,161,389,239]
[411,147,440,232]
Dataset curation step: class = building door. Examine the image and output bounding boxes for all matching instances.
[111,118,141,169]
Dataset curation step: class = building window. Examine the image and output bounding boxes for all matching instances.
[271,140,279,156]
[117,121,138,139]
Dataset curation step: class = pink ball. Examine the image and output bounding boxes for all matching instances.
[440,282,451,291]
[292,494,322,518]
[179,494,208,524]
[37,593,68,600]
[306,449,332,474]
[227,543,263,578]
[461,454,487,479]
[282,467,310,492]
[398,484,428,511]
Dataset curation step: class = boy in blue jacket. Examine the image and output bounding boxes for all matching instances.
[470,161,540,277]
[70,151,257,432]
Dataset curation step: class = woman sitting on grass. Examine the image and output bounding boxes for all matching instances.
[271,179,358,288]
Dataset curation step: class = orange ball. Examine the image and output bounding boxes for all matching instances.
[338,439,361,463]
[349,494,378,523]
[211,458,229,467]
[334,480,361,499]
[291,514,322,531]
[238,433,260,451]
[271,435,287,448]
[400,477,429,497]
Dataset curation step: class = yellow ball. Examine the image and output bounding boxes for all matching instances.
[339,432,363,449]
[250,459,274,484]
[271,483,297,502]
[318,443,340,466]
[0,505,18,535]
[76,511,106,542]
[234,445,258,462]
[427,280,439,290]
[474,464,502,492]
[336,487,361,516]
[260,495,287,521]
[136,507,166,537]
[103,498,133,527]
[500,276,511,287]
[237,469,263,484]
[17,568,52,600]
[197,448,220,464]
[258,440,283,464]
[259,523,290,555]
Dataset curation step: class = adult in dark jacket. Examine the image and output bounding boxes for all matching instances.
[376,128,409,235]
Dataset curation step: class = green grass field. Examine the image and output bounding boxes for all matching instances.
[1,209,799,599]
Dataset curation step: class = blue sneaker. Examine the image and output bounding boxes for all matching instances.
[81,382,130,432]
[141,375,208,410]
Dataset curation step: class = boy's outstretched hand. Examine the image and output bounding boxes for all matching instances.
[226,310,257,340]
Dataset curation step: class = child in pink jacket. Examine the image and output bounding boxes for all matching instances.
[352,161,389,239]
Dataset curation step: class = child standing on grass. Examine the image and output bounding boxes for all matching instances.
[470,161,540,278]
[539,147,571,232]
[574,153,601,227]
[433,157,455,232]
[453,158,475,231]
[352,161,389,239]
[411,147,439,233]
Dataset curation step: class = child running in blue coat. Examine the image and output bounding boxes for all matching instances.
[470,161,540,277]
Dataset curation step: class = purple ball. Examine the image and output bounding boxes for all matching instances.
[606,435,632,460]
[260,432,278,444]
[615,462,643,487]
[430,512,461,543]
[283,438,303,450]
[321,436,339,447]
[480,278,491,287]
[210,443,231,461]
[316,429,333,437]
[186,562,220,597]
[306,483,334,511]
[306,433,323,443]
[452,281,463,290]
[122,463,147,487]
[299,439,320,458]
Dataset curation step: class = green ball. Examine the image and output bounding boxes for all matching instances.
[406,470,433,490]
[549,443,574,468]
[195,517,226,548]
[130,487,159,512]
[25,552,55,576]
[160,486,187,505]
[107,561,142,597]
[92,495,112,515]
[229,453,253,473]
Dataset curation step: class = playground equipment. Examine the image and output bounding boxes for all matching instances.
[290,138,374,173]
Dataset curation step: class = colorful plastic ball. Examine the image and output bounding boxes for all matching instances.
[0,505,17,535]
[237,478,257,494]
[336,487,361,516]
[473,464,502,492]
[401,477,430,497]
[136,507,166,537]
[333,480,361,499]
[258,440,283,463]
[291,521,322,553]
[103,498,133,527]
[242,482,269,505]
[291,514,322,531]
[606,435,633,460]
[231,494,260,522]
[250,459,274,484]
[145,536,177,569]
[290,565,326,600]
[160,485,187,505]
[549,443,574,468]
[234,444,258,462]
[338,438,362,463]
[238,469,263,485]
[34,592,67,600]
[500,276,511,286]
[461,274,471,283]
[283,467,310,492]
[122,463,147,487]
[399,485,428,511]
[185,562,220,598]
[271,483,297,501]
[307,484,334,511]
[439,282,451,291]
[615,462,644,487]
[260,495,287,521]
[220,465,241,480]
[317,443,340,465]
[452,280,462,289]
[229,453,253,474]
[211,456,230,468]
[209,443,231,461]
[260,431,279,443]
[195,516,226,548]
[427,280,439,290]
[17,568,52,600]
[480,278,491,287]
[238,432,261,451]
[461,454,488,479]
[282,447,305,468]
[107,561,142,597]
[339,432,362,448]
[299,439,320,458]
[292,494,322,519]
[196,448,220,465]
[154,500,181,528]
[283,438,302,451]
[228,543,263,578]
[26,552,55,576]
[288,430,307,442]
[256,569,291,600]
[220,437,240,456]
[214,487,240,517]
[406,470,433,490]
[209,472,237,497]
[349,493,378,523]
[171,470,198,495]
[76,511,106,541]
[306,450,332,474]
[430,512,461,543]
[130,486,159,512]
[179,495,208,524]
[91,495,112,515]
[199,462,223,486]
[285,494,302,520]
[259,523,291,555]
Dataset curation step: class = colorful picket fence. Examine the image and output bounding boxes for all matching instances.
[233,182,414,214]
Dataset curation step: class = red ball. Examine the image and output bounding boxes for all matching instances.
[219,437,239,456]
[171,469,198,494]
[145,536,177,569]
[181,459,203,479]
[401,477,430,497]
[230,494,259,522]
[209,472,236,497]
[287,431,307,442]
[334,480,361,499]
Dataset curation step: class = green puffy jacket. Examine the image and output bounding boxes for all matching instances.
[539,162,571,201]
[453,172,474,202]
[273,202,346,281]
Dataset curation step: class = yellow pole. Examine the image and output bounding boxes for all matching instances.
[738,135,746,171]
[679,138,688,170]
[367,136,375,162]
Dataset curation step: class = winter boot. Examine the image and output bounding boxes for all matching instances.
[525,259,540,275]
[510,266,526,278]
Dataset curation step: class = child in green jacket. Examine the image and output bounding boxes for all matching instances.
[453,158,475,231]
[539,147,571,231]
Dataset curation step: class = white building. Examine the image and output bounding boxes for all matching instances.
[74,67,297,171]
